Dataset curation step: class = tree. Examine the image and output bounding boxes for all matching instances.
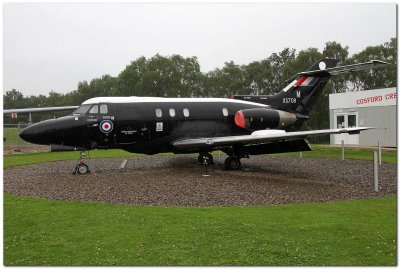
[3,89,29,123]
[203,61,246,97]
[90,75,117,97]
[114,56,147,96]
[268,48,297,91]
[169,55,203,97]
[3,89,26,109]
[244,60,274,95]
[114,54,203,98]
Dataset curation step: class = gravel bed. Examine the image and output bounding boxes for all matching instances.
[4,155,397,206]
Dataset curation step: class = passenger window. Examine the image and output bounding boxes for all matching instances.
[155,108,162,118]
[183,108,190,117]
[100,104,108,114]
[222,107,228,116]
[169,108,176,117]
[89,105,99,114]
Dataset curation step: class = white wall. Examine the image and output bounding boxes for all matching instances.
[329,87,397,109]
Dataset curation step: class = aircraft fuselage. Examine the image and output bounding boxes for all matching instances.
[20,97,288,155]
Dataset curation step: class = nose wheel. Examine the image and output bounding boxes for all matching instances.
[75,163,89,174]
[73,151,91,175]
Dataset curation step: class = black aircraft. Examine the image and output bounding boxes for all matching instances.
[19,59,387,173]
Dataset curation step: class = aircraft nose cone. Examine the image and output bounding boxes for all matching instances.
[19,124,45,144]
[19,127,33,143]
[19,120,64,145]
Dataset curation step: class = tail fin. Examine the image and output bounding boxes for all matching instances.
[234,59,339,116]
[233,59,388,116]
[270,58,339,115]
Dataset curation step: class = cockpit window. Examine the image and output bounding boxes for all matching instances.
[100,104,108,114]
[89,105,99,114]
[72,104,91,115]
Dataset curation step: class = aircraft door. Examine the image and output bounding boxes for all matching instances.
[115,107,150,145]
[118,125,138,144]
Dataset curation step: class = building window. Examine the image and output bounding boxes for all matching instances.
[348,114,357,128]
[100,104,108,114]
[337,115,345,128]
[222,107,228,116]
[183,108,190,117]
[169,108,176,117]
[89,105,98,114]
[155,108,162,118]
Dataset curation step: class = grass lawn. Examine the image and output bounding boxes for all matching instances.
[276,144,397,164]
[4,194,396,266]
[3,127,31,146]
[3,149,141,169]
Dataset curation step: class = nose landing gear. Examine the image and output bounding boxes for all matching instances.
[73,151,90,175]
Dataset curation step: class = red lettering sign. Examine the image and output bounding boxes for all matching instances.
[385,92,397,100]
[355,94,393,105]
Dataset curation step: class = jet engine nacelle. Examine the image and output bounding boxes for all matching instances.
[234,108,297,130]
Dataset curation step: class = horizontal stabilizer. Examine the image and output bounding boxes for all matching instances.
[297,60,388,76]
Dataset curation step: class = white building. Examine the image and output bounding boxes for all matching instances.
[329,87,397,147]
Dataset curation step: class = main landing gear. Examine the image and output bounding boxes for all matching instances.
[224,156,242,170]
[197,147,247,170]
[198,152,214,165]
[223,146,248,170]
[73,151,90,175]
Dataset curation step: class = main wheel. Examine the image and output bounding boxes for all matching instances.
[224,157,241,170]
[198,153,214,165]
[76,163,90,174]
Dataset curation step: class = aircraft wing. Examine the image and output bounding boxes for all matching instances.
[297,60,388,76]
[3,106,79,114]
[172,127,374,150]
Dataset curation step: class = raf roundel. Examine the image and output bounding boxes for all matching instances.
[100,120,113,133]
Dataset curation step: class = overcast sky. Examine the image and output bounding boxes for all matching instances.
[3,2,396,96]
